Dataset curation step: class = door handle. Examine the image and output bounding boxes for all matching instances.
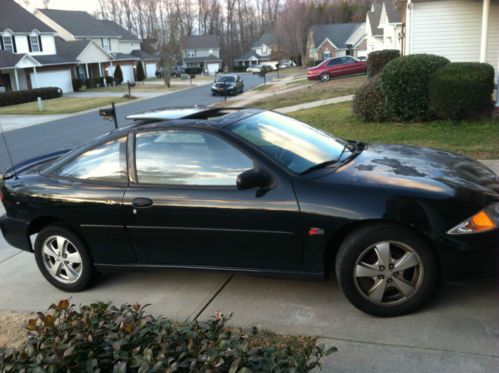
[132,197,153,208]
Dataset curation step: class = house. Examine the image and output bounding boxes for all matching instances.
[35,8,158,81]
[403,0,498,74]
[306,23,367,62]
[0,0,77,93]
[234,32,278,68]
[182,35,221,75]
[365,0,403,54]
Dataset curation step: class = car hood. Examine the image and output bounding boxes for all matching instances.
[327,144,499,197]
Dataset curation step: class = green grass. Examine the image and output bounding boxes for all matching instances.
[290,102,499,159]
[0,96,130,115]
[252,75,366,110]
[84,84,183,93]
[252,84,272,92]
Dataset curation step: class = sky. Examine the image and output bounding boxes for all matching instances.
[17,0,101,14]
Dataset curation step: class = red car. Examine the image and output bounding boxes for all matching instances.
[307,56,367,82]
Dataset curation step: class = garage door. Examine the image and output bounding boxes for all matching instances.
[145,63,157,78]
[206,62,220,75]
[121,65,135,83]
[30,69,73,93]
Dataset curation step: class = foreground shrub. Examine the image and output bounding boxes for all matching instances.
[429,62,495,119]
[381,54,450,121]
[185,67,203,75]
[367,49,400,77]
[353,74,390,121]
[0,300,335,372]
[0,87,62,107]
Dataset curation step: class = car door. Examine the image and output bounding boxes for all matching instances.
[343,56,363,75]
[123,127,303,270]
[326,58,342,77]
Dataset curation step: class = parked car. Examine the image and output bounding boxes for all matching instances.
[357,56,367,61]
[155,66,185,78]
[307,56,367,81]
[1,108,498,317]
[246,65,272,74]
[279,59,296,69]
[211,74,244,96]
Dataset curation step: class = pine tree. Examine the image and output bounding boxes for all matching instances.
[136,62,146,81]
[114,64,123,85]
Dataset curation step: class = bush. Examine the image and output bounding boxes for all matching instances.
[114,64,124,85]
[184,67,203,75]
[0,300,335,371]
[381,54,450,121]
[105,75,114,86]
[0,87,62,107]
[71,78,83,92]
[232,65,247,72]
[367,49,400,77]
[136,61,146,81]
[353,74,390,122]
[429,62,495,119]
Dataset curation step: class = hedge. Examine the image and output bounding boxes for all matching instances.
[429,62,495,119]
[0,300,335,371]
[0,87,62,107]
[114,64,124,85]
[185,67,203,75]
[381,54,450,121]
[367,49,400,77]
[353,74,390,122]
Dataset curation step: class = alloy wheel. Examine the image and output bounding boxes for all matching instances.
[353,241,424,306]
[320,72,330,82]
[42,235,83,284]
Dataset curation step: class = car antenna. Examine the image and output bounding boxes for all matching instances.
[0,123,18,179]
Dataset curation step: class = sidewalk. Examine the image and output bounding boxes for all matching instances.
[276,94,354,113]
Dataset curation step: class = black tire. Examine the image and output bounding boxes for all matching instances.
[335,224,438,317]
[320,72,330,82]
[34,225,99,292]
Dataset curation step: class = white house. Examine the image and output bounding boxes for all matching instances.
[182,35,222,75]
[234,33,279,67]
[404,0,499,73]
[365,0,403,54]
[0,0,77,92]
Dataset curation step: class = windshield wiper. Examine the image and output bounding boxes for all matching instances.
[299,159,340,176]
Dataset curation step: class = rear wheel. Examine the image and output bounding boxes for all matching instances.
[34,225,99,292]
[320,72,330,82]
[335,224,437,317]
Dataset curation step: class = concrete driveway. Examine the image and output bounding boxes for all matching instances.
[0,201,497,372]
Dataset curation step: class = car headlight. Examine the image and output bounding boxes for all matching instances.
[447,202,499,235]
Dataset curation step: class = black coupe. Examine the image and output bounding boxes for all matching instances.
[1,107,498,317]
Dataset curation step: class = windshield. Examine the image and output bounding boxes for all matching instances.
[229,112,349,174]
[216,76,236,83]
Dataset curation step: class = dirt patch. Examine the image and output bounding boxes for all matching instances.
[0,310,33,349]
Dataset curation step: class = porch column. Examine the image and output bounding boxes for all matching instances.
[32,66,39,88]
[85,63,90,79]
[13,68,20,91]
[98,62,103,77]
[480,0,490,62]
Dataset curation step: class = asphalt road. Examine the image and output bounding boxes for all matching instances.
[0,72,274,172]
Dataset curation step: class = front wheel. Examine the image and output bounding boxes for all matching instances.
[336,224,437,317]
[320,72,330,82]
[34,225,99,292]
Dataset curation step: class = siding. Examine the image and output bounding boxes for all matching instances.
[411,0,499,70]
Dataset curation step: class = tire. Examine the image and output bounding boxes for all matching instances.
[320,72,330,82]
[34,225,99,292]
[335,224,437,317]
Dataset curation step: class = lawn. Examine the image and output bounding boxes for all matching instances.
[0,96,129,115]
[291,102,499,159]
[252,75,366,110]
[84,83,183,93]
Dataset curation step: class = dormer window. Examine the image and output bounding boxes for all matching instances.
[2,35,14,53]
[187,50,196,57]
[102,38,111,51]
[30,36,41,52]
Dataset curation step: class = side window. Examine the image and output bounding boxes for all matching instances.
[135,130,253,186]
[57,137,127,182]
[327,58,339,67]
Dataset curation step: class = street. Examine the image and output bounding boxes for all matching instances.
[0,72,274,172]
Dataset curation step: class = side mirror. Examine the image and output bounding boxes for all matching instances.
[236,169,272,190]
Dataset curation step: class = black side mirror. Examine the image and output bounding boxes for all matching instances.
[237,169,272,190]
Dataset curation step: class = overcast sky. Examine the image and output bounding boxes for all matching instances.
[17,0,101,14]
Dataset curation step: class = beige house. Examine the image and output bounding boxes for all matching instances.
[365,1,403,54]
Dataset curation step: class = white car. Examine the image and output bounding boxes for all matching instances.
[246,65,262,73]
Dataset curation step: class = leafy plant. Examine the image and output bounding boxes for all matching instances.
[429,62,495,120]
[114,64,124,85]
[367,49,400,77]
[0,300,335,372]
[0,87,63,107]
[353,74,391,122]
[136,62,146,82]
[381,54,450,121]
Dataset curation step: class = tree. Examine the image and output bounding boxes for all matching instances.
[136,61,146,81]
[114,64,123,85]
[160,39,182,88]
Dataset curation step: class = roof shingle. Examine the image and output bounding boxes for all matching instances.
[0,0,54,33]
[183,35,219,50]
[312,23,363,49]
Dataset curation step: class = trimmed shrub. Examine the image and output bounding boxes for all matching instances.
[0,87,62,107]
[381,54,450,121]
[0,300,335,371]
[71,78,82,92]
[429,62,495,119]
[184,67,203,75]
[136,61,146,81]
[105,75,114,86]
[353,74,391,122]
[367,49,400,77]
[114,64,124,85]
